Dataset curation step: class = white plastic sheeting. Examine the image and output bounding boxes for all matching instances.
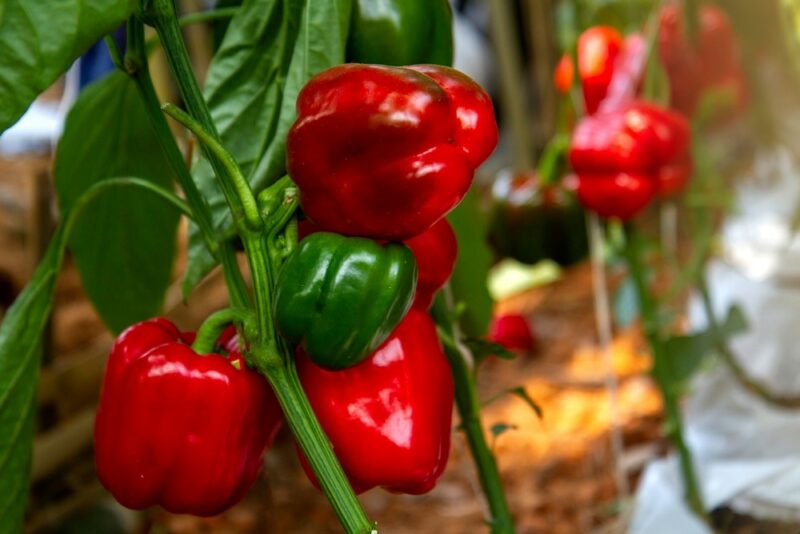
[631,146,800,532]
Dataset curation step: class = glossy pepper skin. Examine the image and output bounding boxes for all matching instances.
[658,2,747,117]
[405,219,458,310]
[347,0,453,66]
[569,101,692,219]
[274,232,417,370]
[297,309,454,494]
[286,64,498,240]
[488,170,588,267]
[94,319,282,517]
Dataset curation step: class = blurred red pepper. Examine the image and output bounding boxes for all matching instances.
[658,2,747,117]
[489,313,536,353]
[577,26,623,115]
[569,101,692,219]
[405,219,458,310]
[297,309,454,494]
[287,64,497,240]
[94,319,282,516]
[555,30,646,115]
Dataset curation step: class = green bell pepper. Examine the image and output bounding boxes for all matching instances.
[488,171,589,267]
[346,0,454,66]
[274,232,417,370]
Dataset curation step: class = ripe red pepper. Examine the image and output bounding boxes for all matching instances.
[287,64,497,240]
[555,30,646,115]
[405,219,458,310]
[297,309,454,494]
[658,2,747,117]
[569,101,692,219]
[94,319,283,517]
[489,313,536,353]
[577,26,623,115]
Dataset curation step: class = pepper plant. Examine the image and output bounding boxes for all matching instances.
[0,0,524,533]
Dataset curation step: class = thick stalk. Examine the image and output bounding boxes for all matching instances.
[154,41,374,525]
[123,16,250,308]
[144,0,245,238]
[623,225,707,521]
[432,295,515,534]
[258,349,375,534]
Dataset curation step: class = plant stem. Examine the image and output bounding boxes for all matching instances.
[144,0,243,236]
[432,294,515,534]
[123,15,250,309]
[622,224,707,521]
[192,307,251,354]
[179,6,239,27]
[258,349,375,534]
[698,276,800,409]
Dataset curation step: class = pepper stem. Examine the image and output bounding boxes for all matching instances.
[432,290,516,534]
[192,308,253,355]
[622,223,707,521]
[161,103,262,232]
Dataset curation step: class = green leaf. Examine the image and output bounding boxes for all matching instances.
[183,0,353,296]
[489,422,517,439]
[54,71,179,333]
[0,176,182,533]
[662,305,749,385]
[464,338,515,366]
[0,0,137,134]
[484,386,544,419]
[0,225,67,531]
[448,188,495,337]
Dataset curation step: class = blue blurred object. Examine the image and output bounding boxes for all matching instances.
[79,26,125,88]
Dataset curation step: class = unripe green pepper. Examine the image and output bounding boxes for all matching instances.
[274,232,417,370]
[488,171,588,267]
[346,0,454,66]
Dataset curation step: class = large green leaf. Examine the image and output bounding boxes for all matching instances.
[0,176,183,533]
[0,226,67,533]
[662,305,748,386]
[448,189,495,338]
[183,0,353,296]
[0,0,137,134]
[54,71,179,333]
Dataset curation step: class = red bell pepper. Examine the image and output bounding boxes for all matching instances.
[405,219,458,310]
[577,26,623,115]
[489,313,537,353]
[94,318,283,517]
[569,101,692,219]
[554,29,646,116]
[296,309,454,494]
[287,64,497,240]
[658,2,747,117]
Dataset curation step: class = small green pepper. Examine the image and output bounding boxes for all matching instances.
[274,232,417,370]
[346,0,454,66]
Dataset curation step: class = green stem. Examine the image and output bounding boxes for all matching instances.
[623,224,707,521]
[698,276,800,409]
[179,6,239,27]
[146,4,374,529]
[256,350,375,534]
[144,0,245,234]
[162,103,261,231]
[432,294,515,534]
[123,15,250,309]
[191,307,252,354]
